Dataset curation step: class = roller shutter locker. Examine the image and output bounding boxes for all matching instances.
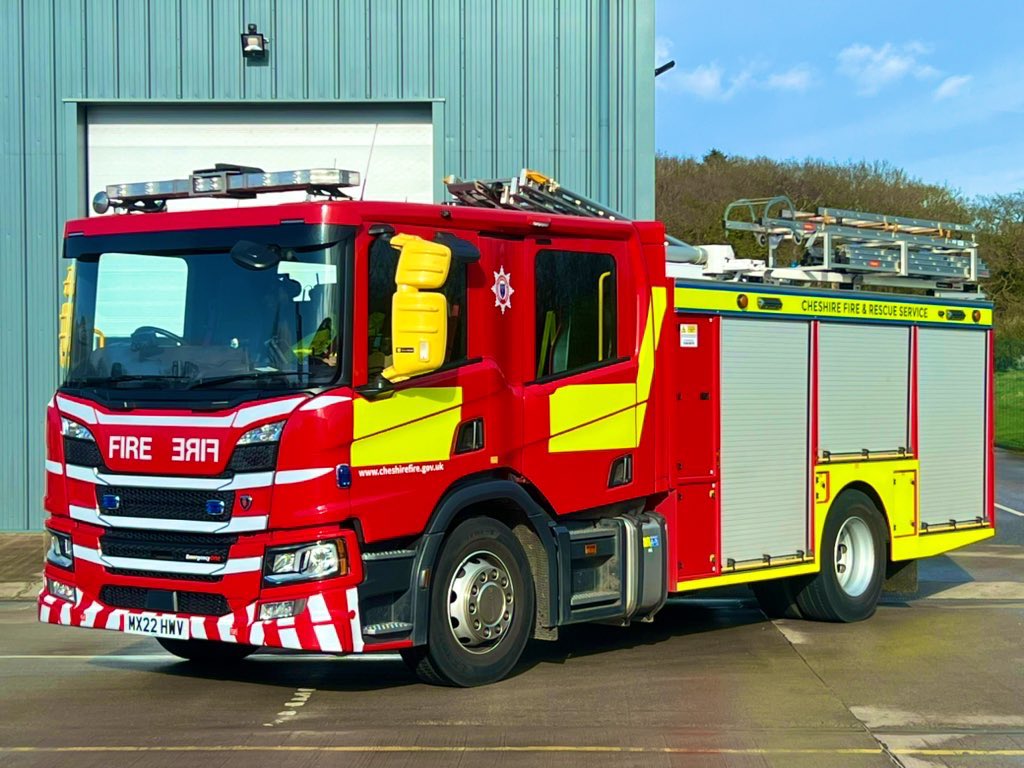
[720,318,810,564]
[818,323,910,457]
[917,328,987,527]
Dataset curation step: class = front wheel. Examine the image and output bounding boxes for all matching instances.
[403,516,535,687]
[157,637,257,664]
[795,490,886,622]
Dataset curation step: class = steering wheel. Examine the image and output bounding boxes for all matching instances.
[130,325,184,352]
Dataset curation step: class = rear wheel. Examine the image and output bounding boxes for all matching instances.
[795,490,886,622]
[157,637,257,664]
[403,516,534,687]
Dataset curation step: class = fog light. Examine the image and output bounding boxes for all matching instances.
[258,598,307,621]
[47,578,76,602]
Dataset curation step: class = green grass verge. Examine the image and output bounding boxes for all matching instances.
[996,370,1024,451]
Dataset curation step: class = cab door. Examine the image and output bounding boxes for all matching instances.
[521,238,644,514]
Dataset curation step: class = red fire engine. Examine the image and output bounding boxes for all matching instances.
[40,167,995,686]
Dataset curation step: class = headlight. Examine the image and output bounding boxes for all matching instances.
[46,530,74,570]
[263,540,347,585]
[238,421,284,445]
[60,417,95,442]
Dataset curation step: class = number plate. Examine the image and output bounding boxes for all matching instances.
[124,612,191,640]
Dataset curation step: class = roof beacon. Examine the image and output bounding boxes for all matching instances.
[92,163,361,214]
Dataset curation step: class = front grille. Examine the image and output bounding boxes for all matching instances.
[107,568,223,583]
[99,585,230,616]
[227,443,278,472]
[64,437,104,468]
[96,486,234,522]
[100,530,236,563]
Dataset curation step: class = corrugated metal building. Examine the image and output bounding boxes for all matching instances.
[0,0,654,531]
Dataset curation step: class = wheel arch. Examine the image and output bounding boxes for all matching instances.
[408,472,560,645]
[826,480,891,557]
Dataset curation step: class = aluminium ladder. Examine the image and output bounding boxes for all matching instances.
[723,195,987,293]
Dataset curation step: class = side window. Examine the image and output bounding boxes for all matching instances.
[535,250,617,378]
[367,234,467,377]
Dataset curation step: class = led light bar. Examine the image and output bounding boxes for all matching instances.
[93,164,361,214]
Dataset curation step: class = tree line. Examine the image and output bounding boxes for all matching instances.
[655,151,1024,369]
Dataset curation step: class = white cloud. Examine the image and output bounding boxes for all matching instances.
[655,36,673,65]
[934,74,971,100]
[766,65,813,92]
[661,62,813,100]
[837,42,940,95]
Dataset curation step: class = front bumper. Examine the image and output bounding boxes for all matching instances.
[38,522,367,654]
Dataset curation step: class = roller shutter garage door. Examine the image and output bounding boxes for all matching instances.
[86,105,433,213]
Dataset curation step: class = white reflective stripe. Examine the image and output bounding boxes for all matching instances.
[233,398,305,429]
[81,602,102,628]
[299,395,352,412]
[96,412,234,428]
[101,555,262,576]
[313,623,342,652]
[41,594,57,607]
[67,396,304,429]
[74,543,261,576]
[59,602,72,625]
[73,544,103,565]
[190,617,207,640]
[68,506,107,527]
[45,460,64,475]
[346,587,364,653]
[84,468,274,491]
[277,616,296,628]
[278,627,301,649]
[56,396,97,425]
[47,396,55,408]
[216,614,236,643]
[66,465,102,484]
[274,468,332,485]
[221,473,276,490]
[306,594,331,623]
[69,505,268,533]
[39,603,51,623]
[249,621,265,646]
[106,610,124,630]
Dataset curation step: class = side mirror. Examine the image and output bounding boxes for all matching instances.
[382,234,451,383]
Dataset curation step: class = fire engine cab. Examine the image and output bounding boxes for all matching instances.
[40,166,996,686]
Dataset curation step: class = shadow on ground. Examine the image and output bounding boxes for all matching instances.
[89,597,766,692]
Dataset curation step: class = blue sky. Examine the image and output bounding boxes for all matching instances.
[654,0,1024,199]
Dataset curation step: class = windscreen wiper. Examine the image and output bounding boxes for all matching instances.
[67,374,193,387]
[187,371,308,389]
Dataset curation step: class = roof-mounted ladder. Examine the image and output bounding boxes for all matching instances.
[722,195,986,293]
[444,169,707,262]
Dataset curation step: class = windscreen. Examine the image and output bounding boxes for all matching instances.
[64,236,347,392]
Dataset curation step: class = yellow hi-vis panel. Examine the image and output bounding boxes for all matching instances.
[547,286,667,453]
[352,387,462,467]
[675,283,993,328]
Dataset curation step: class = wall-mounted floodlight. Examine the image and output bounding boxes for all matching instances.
[655,60,676,77]
[241,23,267,58]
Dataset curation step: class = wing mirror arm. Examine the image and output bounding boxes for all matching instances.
[356,374,395,401]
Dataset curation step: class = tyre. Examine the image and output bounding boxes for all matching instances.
[157,637,257,664]
[751,577,804,619]
[403,516,535,687]
[795,489,886,622]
